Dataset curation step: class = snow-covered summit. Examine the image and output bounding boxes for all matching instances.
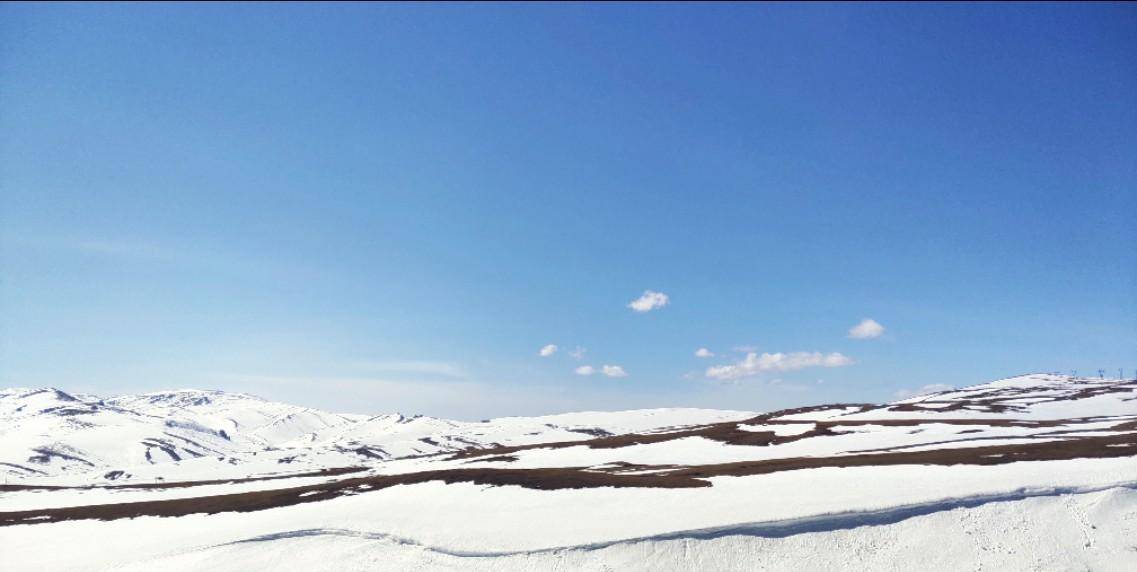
[106,388,267,409]
[0,385,757,481]
[3,373,1134,484]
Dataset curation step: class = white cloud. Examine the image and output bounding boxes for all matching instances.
[695,348,715,358]
[732,345,759,353]
[894,383,953,399]
[627,290,669,313]
[705,351,854,380]
[601,365,628,378]
[538,344,558,357]
[848,318,885,339]
[568,346,587,361]
[575,363,630,378]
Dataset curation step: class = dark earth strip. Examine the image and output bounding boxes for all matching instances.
[0,466,367,493]
[3,429,1136,527]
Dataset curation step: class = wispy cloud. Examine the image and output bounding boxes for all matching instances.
[11,236,181,262]
[705,351,854,380]
[352,360,467,379]
[695,347,714,358]
[574,365,595,375]
[538,344,558,357]
[568,346,587,361]
[74,239,177,260]
[8,235,273,276]
[602,365,628,378]
[894,383,952,399]
[848,318,886,339]
[206,373,565,420]
[627,290,669,313]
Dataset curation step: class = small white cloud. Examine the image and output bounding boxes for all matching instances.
[848,318,885,339]
[732,345,759,353]
[569,346,587,361]
[627,290,669,313]
[574,365,595,376]
[894,383,952,399]
[695,348,715,358]
[538,344,558,357]
[601,365,628,378]
[706,351,854,380]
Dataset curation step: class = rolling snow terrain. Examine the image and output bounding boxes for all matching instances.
[3,373,1137,571]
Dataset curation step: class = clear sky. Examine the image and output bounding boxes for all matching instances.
[2,3,1134,419]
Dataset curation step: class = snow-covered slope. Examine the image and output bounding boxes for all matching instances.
[0,386,751,482]
[0,388,354,480]
[2,374,1136,571]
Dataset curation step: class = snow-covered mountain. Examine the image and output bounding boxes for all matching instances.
[3,373,1136,571]
[0,386,750,482]
[0,388,348,478]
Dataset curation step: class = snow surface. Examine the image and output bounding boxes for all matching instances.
[0,386,752,483]
[102,487,1137,572]
[2,374,1136,571]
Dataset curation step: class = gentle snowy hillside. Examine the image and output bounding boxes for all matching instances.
[3,373,1136,571]
[0,386,752,483]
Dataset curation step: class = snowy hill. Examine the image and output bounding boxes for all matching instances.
[2,373,1136,571]
[0,386,750,482]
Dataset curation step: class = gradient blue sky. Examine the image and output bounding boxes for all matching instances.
[2,3,1134,418]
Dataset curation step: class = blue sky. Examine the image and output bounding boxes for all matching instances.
[1,3,1134,419]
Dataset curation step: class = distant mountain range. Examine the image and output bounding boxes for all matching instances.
[0,385,749,481]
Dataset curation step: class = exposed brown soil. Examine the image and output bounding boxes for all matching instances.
[667,431,1137,479]
[0,467,709,527]
[0,466,366,493]
[465,455,518,463]
[445,378,1137,462]
[5,381,1134,527]
[3,427,1136,527]
[449,415,1074,462]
